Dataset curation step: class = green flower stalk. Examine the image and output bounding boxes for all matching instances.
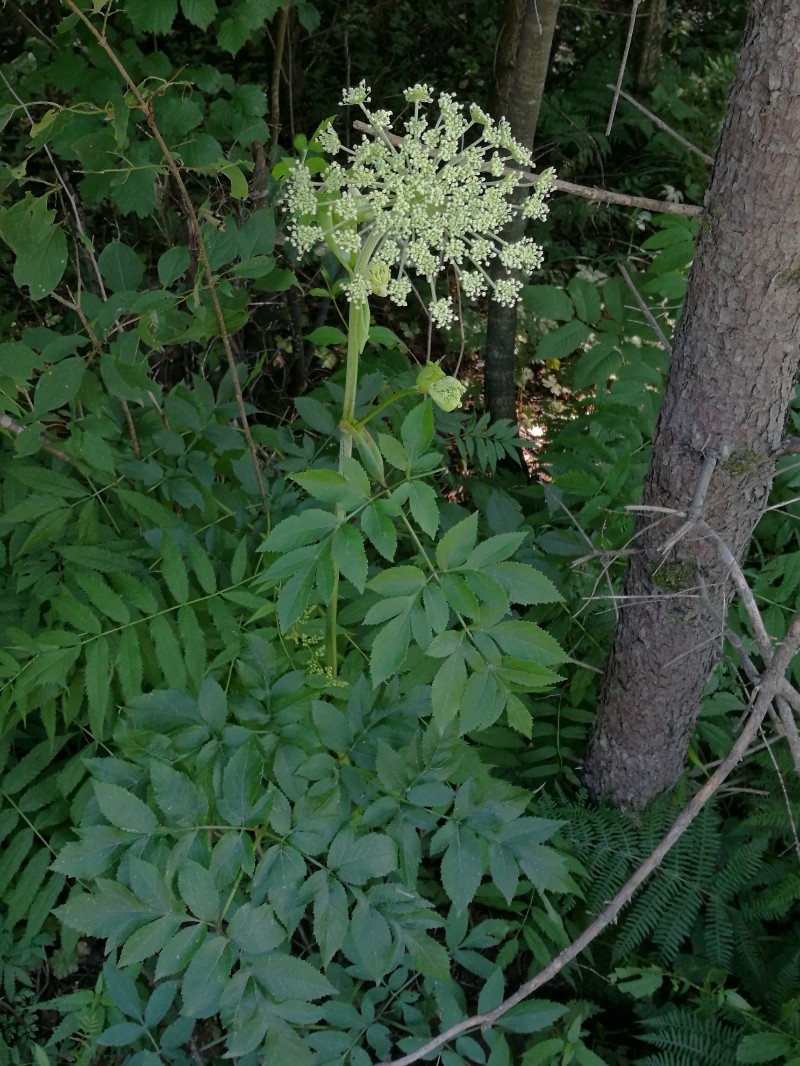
[279,81,555,672]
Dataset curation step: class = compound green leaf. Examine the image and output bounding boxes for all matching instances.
[151,761,208,828]
[119,914,184,968]
[431,650,467,730]
[94,781,158,834]
[178,860,220,922]
[401,399,434,463]
[260,953,336,1002]
[313,876,349,966]
[161,533,190,605]
[85,635,111,737]
[329,828,397,885]
[370,613,411,686]
[181,934,232,1018]
[406,480,440,538]
[485,561,563,604]
[332,522,368,593]
[441,826,482,913]
[436,512,478,571]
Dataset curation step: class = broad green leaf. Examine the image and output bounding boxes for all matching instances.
[406,930,451,980]
[568,276,602,324]
[149,614,188,691]
[291,469,367,509]
[313,877,349,966]
[126,0,178,33]
[431,651,467,730]
[50,826,129,878]
[489,844,519,904]
[460,668,500,733]
[423,583,450,633]
[436,512,479,570]
[521,284,574,321]
[332,523,368,593]
[465,532,526,569]
[361,501,397,561]
[260,954,336,1002]
[377,432,409,470]
[56,881,156,939]
[178,860,220,922]
[489,621,568,664]
[368,565,426,597]
[516,844,575,894]
[485,562,562,605]
[329,828,397,885]
[441,826,482,913]
[186,538,217,595]
[228,902,285,956]
[197,675,227,729]
[161,532,190,604]
[181,934,232,1018]
[294,395,337,435]
[119,914,184,968]
[303,325,347,346]
[155,923,206,980]
[439,571,480,618]
[73,571,129,624]
[157,245,190,285]
[406,480,440,538]
[94,781,158,834]
[181,0,217,27]
[98,240,143,292]
[401,399,434,462]
[346,900,393,982]
[33,356,85,414]
[536,320,591,362]
[261,509,339,553]
[498,1000,568,1034]
[151,761,208,827]
[276,560,317,632]
[736,1033,792,1064]
[85,636,111,737]
[96,1021,146,1047]
[505,692,532,737]
[370,613,411,686]
[217,737,262,825]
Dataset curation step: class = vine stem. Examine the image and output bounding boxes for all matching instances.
[62,0,265,500]
[376,613,800,1065]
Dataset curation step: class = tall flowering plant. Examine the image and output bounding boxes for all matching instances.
[275,82,556,674]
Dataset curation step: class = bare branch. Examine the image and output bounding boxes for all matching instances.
[617,263,673,354]
[0,413,73,464]
[606,0,643,136]
[607,84,715,165]
[352,119,703,217]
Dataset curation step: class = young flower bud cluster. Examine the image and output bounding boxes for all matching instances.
[282,81,555,326]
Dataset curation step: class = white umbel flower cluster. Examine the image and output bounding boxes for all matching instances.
[282,81,555,323]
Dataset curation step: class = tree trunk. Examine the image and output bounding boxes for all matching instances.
[484,0,561,424]
[631,0,668,93]
[583,0,800,809]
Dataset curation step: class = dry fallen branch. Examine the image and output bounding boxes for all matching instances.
[607,84,715,165]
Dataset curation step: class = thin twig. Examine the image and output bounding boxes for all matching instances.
[269,0,290,155]
[658,451,718,554]
[352,120,703,217]
[0,413,73,463]
[64,0,265,500]
[606,84,715,165]
[606,0,643,137]
[617,263,673,354]
[377,613,800,1066]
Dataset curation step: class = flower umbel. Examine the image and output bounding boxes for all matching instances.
[282,82,555,321]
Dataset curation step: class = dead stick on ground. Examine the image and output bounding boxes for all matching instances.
[376,611,800,1066]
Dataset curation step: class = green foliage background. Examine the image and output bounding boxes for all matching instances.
[2,2,800,1065]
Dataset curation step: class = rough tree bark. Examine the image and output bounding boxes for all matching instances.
[631,0,668,93]
[583,0,800,808]
[484,0,561,424]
